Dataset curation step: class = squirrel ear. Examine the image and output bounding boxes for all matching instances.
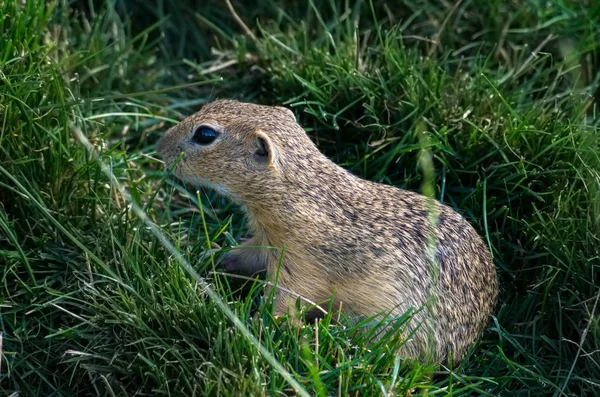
[253,130,278,167]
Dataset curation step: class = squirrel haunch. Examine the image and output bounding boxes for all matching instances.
[157,99,499,364]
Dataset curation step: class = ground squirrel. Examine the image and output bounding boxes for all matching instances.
[156,99,498,364]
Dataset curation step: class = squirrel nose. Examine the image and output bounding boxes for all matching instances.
[157,126,179,157]
[156,128,175,157]
[156,135,167,157]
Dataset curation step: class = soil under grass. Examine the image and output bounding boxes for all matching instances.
[1,0,599,395]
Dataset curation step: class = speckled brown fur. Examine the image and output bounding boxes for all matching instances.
[156,99,499,365]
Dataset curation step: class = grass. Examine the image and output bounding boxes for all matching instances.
[1,0,599,395]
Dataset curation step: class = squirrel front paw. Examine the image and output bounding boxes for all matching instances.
[219,249,267,277]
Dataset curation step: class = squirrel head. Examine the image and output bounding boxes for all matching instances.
[157,99,316,201]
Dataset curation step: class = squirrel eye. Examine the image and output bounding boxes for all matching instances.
[192,125,218,145]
